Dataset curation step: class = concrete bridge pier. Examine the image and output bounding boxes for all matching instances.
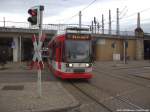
[13,37,19,62]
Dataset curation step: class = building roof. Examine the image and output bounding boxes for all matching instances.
[135,27,144,33]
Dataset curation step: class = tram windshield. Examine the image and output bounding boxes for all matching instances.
[65,40,91,62]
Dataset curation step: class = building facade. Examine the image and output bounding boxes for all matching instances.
[93,28,150,61]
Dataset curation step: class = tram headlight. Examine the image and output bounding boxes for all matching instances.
[85,63,90,67]
[69,63,73,67]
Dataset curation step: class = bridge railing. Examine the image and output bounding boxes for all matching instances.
[0,20,29,29]
[43,24,135,36]
[0,20,89,30]
[0,20,135,37]
[92,29,135,36]
[144,33,150,36]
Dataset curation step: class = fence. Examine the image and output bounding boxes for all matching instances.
[0,20,135,36]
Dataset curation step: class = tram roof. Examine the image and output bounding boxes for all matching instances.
[66,27,91,34]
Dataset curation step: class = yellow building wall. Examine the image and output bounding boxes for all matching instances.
[126,40,136,60]
[95,38,136,61]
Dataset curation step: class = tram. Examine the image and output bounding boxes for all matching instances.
[48,27,94,79]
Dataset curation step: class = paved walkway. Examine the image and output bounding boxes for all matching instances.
[0,62,37,72]
[0,82,79,112]
[0,62,51,74]
[0,62,79,112]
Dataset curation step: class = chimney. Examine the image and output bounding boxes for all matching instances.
[137,12,140,28]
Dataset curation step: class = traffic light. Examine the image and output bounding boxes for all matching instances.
[27,6,44,27]
[28,8,38,26]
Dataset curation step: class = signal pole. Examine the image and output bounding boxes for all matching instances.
[94,17,96,34]
[3,17,5,27]
[102,14,104,34]
[109,10,111,35]
[37,6,44,98]
[79,11,82,28]
[116,8,120,35]
[97,22,100,33]
[123,40,126,64]
[123,40,128,64]
[91,21,94,34]
[27,5,44,98]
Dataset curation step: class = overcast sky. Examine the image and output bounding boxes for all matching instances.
[0,0,150,31]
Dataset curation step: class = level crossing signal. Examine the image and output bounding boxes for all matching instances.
[28,8,38,25]
[30,34,46,70]
[28,9,37,25]
[27,6,44,26]
[27,5,44,98]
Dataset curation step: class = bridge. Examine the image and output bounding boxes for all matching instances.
[0,20,136,36]
[0,25,57,62]
[0,21,150,62]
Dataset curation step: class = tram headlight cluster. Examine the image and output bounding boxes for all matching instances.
[85,63,90,67]
[69,63,73,67]
[66,63,91,67]
[66,63,73,67]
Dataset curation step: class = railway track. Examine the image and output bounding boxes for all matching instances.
[48,64,150,112]
[61,80,111,112]
[94,63,150,80]
[70,81,113,112]
[64,80,144,112]
[93,67,150,89]
[111,66,150,81]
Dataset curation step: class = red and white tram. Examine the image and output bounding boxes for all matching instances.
[48,27,94,79]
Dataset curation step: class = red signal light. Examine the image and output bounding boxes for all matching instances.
[27,8,38,25]
[28,9,37,16]
[27,6,44,27]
